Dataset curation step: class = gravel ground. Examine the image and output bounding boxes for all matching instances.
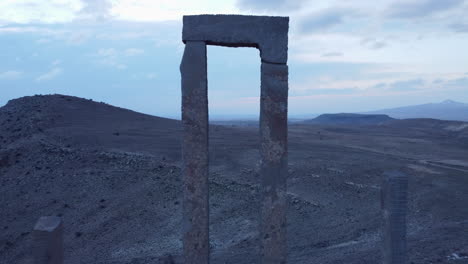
[1,94,467,263]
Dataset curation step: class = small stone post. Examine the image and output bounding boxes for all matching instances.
[33,216,63,264]
[381,171,408,264]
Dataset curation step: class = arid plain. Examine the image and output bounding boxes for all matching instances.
[1,95,467,263]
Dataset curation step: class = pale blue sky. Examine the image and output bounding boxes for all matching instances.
[1,0,468,118]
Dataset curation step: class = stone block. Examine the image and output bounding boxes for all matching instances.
[33,216,63,264]
[183,15,289,64]
[381,171,408,264]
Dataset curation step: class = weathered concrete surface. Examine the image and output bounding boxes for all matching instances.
[181,15,289,263]
[180,40,210,264]
[33,216,63,264]
[381,171,408,264]
[260,62,288,264]
[183,15,289,64]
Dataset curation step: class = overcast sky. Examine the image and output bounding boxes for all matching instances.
[1,0,468,118]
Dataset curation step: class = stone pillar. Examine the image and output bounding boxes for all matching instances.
[381,171,408,264]
[33,216,63,264]
[260,62,288,264]
[181,40,210,264]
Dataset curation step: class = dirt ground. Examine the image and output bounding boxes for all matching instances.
[1,95,467,263]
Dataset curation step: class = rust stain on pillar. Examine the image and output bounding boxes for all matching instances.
[181,40,210,264]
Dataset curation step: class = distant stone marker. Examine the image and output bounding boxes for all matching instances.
[33,216,63,264]
[381,171,408,264]
[181,14,289,264]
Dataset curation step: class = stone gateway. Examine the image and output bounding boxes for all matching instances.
[180,14,289,264]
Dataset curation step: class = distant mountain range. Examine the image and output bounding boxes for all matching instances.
[189,100,468,123]
[303,113,394,126]
[364,100,468,121]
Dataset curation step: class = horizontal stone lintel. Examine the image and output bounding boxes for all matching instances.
[183,14,289,64]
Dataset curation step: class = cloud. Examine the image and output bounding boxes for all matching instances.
[36,68,63,82]
[372,82,387,89]
[131,72,157,80]
[0,1,234,24]
[370,41,387,50]
[386,78,424,91]
[0,26,59,34]
[0,0,83,24]
[298,8,352,33]
[94,48,126,69]
[386,0,465,19]
[289,73,468,108]
[124,48,144,56]
[67,31,92,44]
[321,52,343,57]
[77,0,113,21]
[98,48,117,57]
[291,75,394,94]
[36,38,52,44]
[450,23,468,32]
[110,0,236,22]
[236,0,306,12]
[290,71,466,96]
[0,25,93,46]
[360,38,388,50]
[307,88,357,95]
[0,70,22,80]
[52,59,62,66]
[1,25,94,47]
[446,76,468,87]
[146,73,157,79]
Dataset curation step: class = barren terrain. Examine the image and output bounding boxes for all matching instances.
[1,95,468,263]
